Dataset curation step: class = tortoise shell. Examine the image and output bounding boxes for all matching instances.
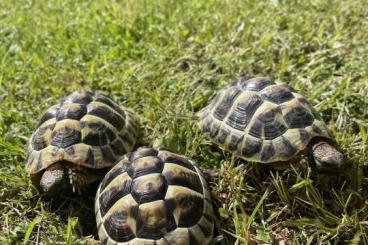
[95,147,214,245]
[197,77,332,163]
[26,91,140,175]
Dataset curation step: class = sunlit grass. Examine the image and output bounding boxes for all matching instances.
[0,0,367,244]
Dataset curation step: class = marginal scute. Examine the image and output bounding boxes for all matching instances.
[260,141,276,162]
[217,127,230,144]
[37,106,59,127]
[272,136,297,160]
[227,133,243,151]
[241,135,263,158]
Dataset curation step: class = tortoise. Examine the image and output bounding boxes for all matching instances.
[26,91,140,194]
[95,147,214,245]
[196,77,344,172]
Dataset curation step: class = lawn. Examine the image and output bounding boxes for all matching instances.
[0,0,367,244]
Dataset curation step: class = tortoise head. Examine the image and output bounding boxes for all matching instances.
[40,162,70,194]
[311,140,345,173]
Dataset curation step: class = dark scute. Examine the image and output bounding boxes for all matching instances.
[95,96,125,115]
[32,128,49,151]
[217,128,230,144]
[203,213,214,224]
[127,157,163,179]
[248,120,263,138]
[263,121,287,140]
[214,87,241,120]
[103,210,135,242]
[126,122,139,137]
[299,128,310,144]
[260,142,276,162]
[110,139,127,156]
[189,230,199,245]
[65,146,75,155]
[83,122,116,142]
[88,106,124,131]
[226,95,263,131]
[164,169,203,194]
[198,222,212,237]
[260,84,295,104]
[100,164,128,191]
[250,107,287,140]
[238,77,274,92]
[56,104,87,121]
[209,123,220,138]
[177,195,204,227]
[36,152,43,171]
[241,136,263,157]
[106,127,116,142]
[278,136,297,157]
[298,97,321,120]
[166,196,204,228]
[99,180,132,216]
[38,108,58,127]
[82,129,108,146]
[61,92,94,105]
[131,174,167,204]
[51,127,81,148]
[131,205,139,221]
[160,154,195,172]
[228,134,244,151]
[312,124,322,134]
[284,107,314,128]
[101,145,117,163]
[85,148,95,166]
[129,148,158,162]
[166,212,177,232]
[119,131,133,146]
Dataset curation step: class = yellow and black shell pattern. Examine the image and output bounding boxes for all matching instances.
[95,147,214,245]
[26,91,140,175]
[197,77,332,163]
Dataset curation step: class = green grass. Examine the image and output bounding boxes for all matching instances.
[0,0,367,244]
